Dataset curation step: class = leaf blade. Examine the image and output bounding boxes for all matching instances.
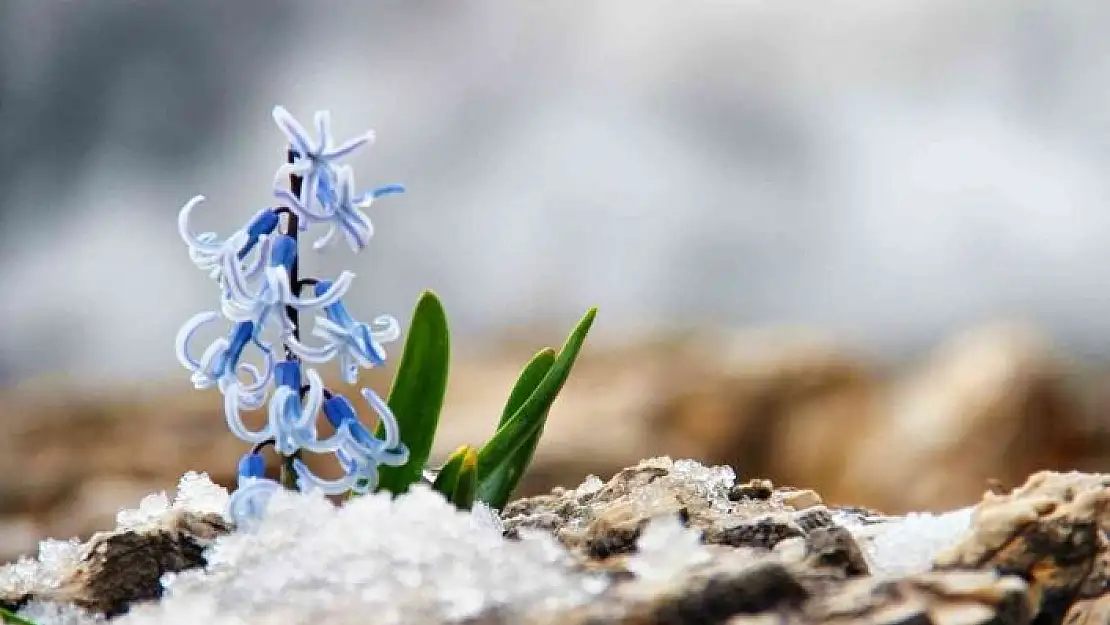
[375,290,451,494]
[451,448,478,510]
[476,348,557,506]
[476,308,597,507]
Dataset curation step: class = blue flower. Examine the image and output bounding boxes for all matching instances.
[227,452,281,527]
[175,314,272,407]
[220,234,355,333]
[309,165,406,253]
[178,196,280,297]
[292,388,409,495]
[271,106,374,223]
[284,280,400,384]
[263,361,348,455]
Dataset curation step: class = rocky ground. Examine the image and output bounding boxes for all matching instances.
[4,322,1110,564]
[2,457,1108,625]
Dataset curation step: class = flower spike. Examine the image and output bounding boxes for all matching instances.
[178,104,408,522]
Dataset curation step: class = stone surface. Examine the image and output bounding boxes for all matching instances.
[9,463,1110,624]
[0,324,1107,564]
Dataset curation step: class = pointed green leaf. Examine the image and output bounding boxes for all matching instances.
[476,307,597,508]
[375,290,451,494]
[474,348,556,507]
[431,445,469,498]
[0,607,38,625]
[450,448,478,510]
[499,348,557,427]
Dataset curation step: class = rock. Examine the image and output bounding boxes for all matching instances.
[835,324,1095,512]
[934,470,1110,625]
[502,458,848,564]
[0,509,229,618]
[7,461,1107,625]
[782,490,823,511]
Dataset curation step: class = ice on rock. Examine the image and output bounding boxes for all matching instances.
[111,480,605,625]
[846,506,974,577]
[116,472,229,532]
[0,538,83,598]
[626,514,711,583]
[576,475,605,497]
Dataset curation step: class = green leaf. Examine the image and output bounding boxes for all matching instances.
[451,448,478,510]
[0,606,38,625]
[476,307,597,508]
[375,290,451,495]
[499,348,558,427]
[474,348,556,507]
[431,445,469,497]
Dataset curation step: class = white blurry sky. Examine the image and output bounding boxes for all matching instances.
[3,0,1110,385]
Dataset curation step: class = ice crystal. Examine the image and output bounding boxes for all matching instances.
[107,476,604,625]
[626,513,711,583]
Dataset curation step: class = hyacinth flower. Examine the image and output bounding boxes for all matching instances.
[271,106,375,223]
[175,314,272,408]
[285,279,400,384]
[227,452,281,526]
[310,165,407,252]
[293,388,409,495]
[179,197,282,296]
[220,234,355,334]
[175,104,409,527]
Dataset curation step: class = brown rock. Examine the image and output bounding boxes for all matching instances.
[836,324,1094,512]
[1,509,230,618]
[502,459,851,565]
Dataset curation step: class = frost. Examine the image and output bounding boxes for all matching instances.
[626,514,711,583]
[117,480,602,625]
[846,506,974,577]
[575,475,605,497]
[116,471,229,531]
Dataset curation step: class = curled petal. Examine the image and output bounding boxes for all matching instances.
[370,315,401,343]
[294,368,326,430]
[224,385,272,444]
[280,270,355,310]
[283,332,339,363]
[175,311,220,372]
[292,457,359,495]
[178,195,215,251]
[362,388,401,450]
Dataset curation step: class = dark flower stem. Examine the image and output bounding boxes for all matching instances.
[279,147,304,490]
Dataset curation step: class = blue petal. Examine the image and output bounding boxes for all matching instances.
[371,184,405,198]
[274,360,302,390]
[322,394,357,430]
[238,452,267,480]
[269,235,298,272]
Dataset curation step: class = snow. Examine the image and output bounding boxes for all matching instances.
[627,514,711,583]
[844,507,975,577]
[3,473,605,625]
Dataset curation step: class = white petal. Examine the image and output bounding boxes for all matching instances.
[293,458,359,496]
[224,385,272,444]
[361,388,401,450]
[370,315,401,343]
[272,105,314,157]
[285,270,355,310]
[175,311,220,372]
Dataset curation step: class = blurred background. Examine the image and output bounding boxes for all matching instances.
[4,0,1110,559]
